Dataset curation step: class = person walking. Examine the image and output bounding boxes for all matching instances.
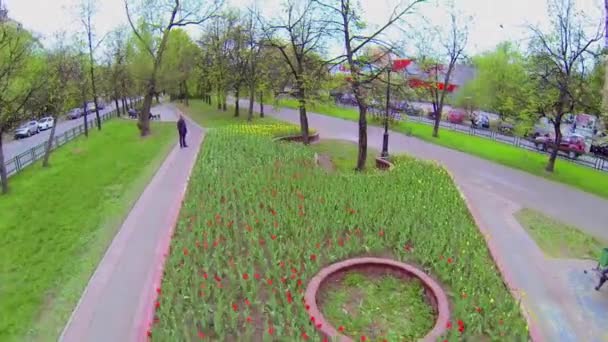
[177,115,188,148]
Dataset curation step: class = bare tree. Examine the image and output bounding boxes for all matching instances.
[79,0,106,130]
[414,11,469,138]
[125,0,222,136]
[315,0,426,170]
[529,0,603,172]
[264,0,329,144]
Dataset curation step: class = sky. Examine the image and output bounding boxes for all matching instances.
[3,0,604,55]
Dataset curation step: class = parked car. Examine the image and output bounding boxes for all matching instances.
[534,134,586,159]
[471,113,490,129]
[38,116,54,131]
[591,142,608,158]
[86,102,97,113]
[67,108,83,120]
[447,109,466,124]
[14,121,39,139]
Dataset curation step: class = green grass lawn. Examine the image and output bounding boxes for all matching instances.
[0,120,175,341]
[278,99,608,199]
[320,272,434,341]
[515,208,607,260]
[310,139,380,173]
[178,100,285,128]
[151,127,527,341]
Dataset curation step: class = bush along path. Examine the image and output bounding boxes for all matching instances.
[233,98,608,342]
[60,106,205,342]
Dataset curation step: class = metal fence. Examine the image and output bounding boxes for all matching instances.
[3,98,143,180]
[364,103,608,173]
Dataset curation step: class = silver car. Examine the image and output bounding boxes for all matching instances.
[67,108,83,120]
[14,121,39,139]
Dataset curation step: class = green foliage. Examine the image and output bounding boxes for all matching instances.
[0,121,175,341]
[158,29,199,97]
[0,23,44,130]
[455,42,531,120]
[275,100,608,199]
[322,272,435,341]
[515,208,607,260]
[152,126,527,341]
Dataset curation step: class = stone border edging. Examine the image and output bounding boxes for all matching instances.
[444,168,543,342]
[273,132,320,143]
[137,114,204,342]
[375,157,394,171]
[304,257,450,342]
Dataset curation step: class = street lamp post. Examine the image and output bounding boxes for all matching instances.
[381,65,391,159]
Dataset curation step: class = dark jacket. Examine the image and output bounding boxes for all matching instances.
[177,118,187,134]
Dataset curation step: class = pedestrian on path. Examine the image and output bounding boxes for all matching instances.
[177,115,188,148]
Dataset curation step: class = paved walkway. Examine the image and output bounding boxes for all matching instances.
[60,105,204,342]
[239,100,608,342]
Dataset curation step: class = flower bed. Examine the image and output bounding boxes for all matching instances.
[150,127,528,341]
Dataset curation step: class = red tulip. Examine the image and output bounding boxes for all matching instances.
[183,248,189,256]
[301,331,309,340]
[254,273,261,280]
[232,303,238,312]
[242,273,249,280]
[338,326,345,332]
[198,331,205,339]
[310,254,317,261]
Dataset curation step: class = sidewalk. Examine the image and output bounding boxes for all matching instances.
[237,99,608,342]
[60,106,204,342]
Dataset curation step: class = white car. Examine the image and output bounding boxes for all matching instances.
[38,117,54,131]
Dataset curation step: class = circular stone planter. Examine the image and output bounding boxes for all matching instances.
[305,257,450,342]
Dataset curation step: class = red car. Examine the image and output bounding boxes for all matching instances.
[534,134,586,159]
[447,109,466,124]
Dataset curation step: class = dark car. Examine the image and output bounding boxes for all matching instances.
[471,114,490,129]
[535,134,586,159]
[591,142,608,158]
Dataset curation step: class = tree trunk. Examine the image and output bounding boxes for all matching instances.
[42,116,58,167]
[183,81,189,106]
[90,71,101,130]
[248,84,254,122]
[234,88,240,117]
[259,91,264,118]
[432,108,441,137]
[546,123,562,172]
[138,80,155,137]
[114,95,120,117]
[0,131,8,194]
[223,95,227,111]
[83,101,89,137]
[356,103,368,171]
[298,96,310,145]
[155,92,160,104]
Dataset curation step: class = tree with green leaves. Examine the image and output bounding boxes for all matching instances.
[158,28,200,105]
[528,0,603,172]
[125,0,222,136]
[455,42,529,121]
[42,35,81,167]
[79,0,105,130]
[264,0,329,144]
[0,22,43,193]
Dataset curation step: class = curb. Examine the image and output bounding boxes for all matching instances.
[444,168,544,342]
[304,257,450,342]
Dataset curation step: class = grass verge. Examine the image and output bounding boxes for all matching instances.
[0,120,175,341]
[278,99,608,199]
[310,139,379,173]
[320,271,434,341]
[151,126,527,341]
[515,208,607,260]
